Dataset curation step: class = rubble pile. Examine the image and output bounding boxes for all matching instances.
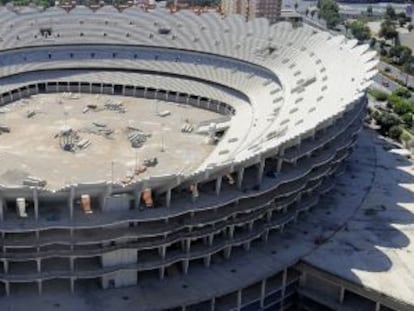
[127,126,151,148]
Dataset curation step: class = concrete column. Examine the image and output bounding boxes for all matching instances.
[159,246,166,259]
[69,186,75,220]
[204,255,211,268]
[191,183,199,203]
[159,267,165,280]
[266,210,272,222]
[33,189,39,220]
[36,259,41,273]
[5,281,10,296]
[262,229,269,242]
[228,225,235,239]
[182,260,189,275]
[0,196,3,222]
[37,280,42,295]
[4,260,8,273]
[210,297,215,311]
[224,246,232,259]
[281,268,287,304]
[208,234,214,246]
[70,257,74,272]
[277,159,283,172]
[375,302,381,311]
[339,286,345,303]
[185,239,191,253]
[166,189,172,208]
[215,176,222,196]
[243,241,250,251]
[257,159,265,185]
[237,289,242,311]
[237,168,244,189]
[134,186,142,210]
[260,279,266,308]
[248,221,254,231]
[70,278,75,294]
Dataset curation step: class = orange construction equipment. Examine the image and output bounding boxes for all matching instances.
[81,194,93,214]
[142,188,154,207]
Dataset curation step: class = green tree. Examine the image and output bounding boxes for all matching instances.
[408,24,414,32]
[318,0,340,29]
[349,20,371,42]
[367,5,373,17]
[379,20,399,45]
[385,5,397,20]
[389,45,412,65]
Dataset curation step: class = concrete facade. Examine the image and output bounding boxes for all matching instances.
[0,6,381,311]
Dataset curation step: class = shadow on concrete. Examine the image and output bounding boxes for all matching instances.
[301,128,414,304]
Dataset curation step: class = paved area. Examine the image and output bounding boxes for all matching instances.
[305,129,414,306]
[0,94,219,190]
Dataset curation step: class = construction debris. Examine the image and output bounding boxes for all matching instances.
[158,110,171,117]
[22,176,47,187]
[127,127,151,148]
[0,125,10,133]
[80,123,114,138]
[135,165,147,175]
[104,99,126,113]
[77,139,91,150]
[26,110,36,118]
[143,157,158,167]
[181,123,193,133]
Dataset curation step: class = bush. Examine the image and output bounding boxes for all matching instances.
[402,112,413,126]
[401,130,412,143]
[393,87,412,99]
[389,125,403,140]
[377,112,400,135]
[388,94,414,115]
[369,88,388,101]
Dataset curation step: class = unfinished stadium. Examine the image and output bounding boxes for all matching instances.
[0,5,391,311]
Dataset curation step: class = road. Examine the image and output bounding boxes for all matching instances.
[377,62,414,89]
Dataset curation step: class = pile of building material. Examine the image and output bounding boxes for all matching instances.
[76,139,91,150]
[22,176,47,187]
[80,122,113,138]
[127,126,151,148]
[181,123,193,133]
[104,99,126,113]
[157,110,171,117]
[0,125,10,133]
[26,110,36,118]
[143,157,158,167]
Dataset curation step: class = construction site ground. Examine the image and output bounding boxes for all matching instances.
[0,93,220,190]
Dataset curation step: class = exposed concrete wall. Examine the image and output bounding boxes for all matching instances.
[101,249,137,267]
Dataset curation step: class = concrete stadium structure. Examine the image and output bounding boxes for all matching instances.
[0,5,380,311]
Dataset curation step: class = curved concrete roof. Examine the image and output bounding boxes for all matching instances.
[0,6,378,186]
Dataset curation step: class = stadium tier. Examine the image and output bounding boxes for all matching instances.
[0,5,377,310]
